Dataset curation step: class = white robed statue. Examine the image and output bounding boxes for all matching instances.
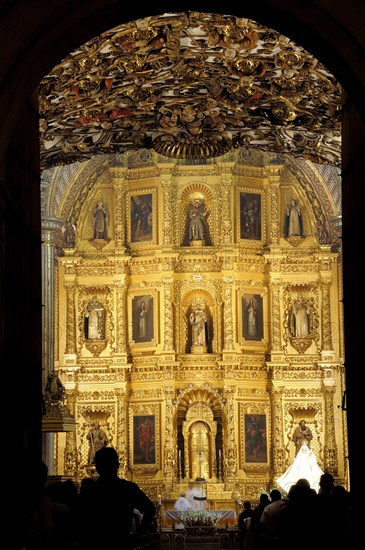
[276,441,324,494]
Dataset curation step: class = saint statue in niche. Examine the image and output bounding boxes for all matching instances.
[190,303,208,348]
[93,201,108,240]
[284,199,303,237]
[61,220,77,247]
[84,296,105,339]
[188,199,207,242]
[290,296,311,338]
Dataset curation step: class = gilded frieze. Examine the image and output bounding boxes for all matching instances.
[175,257,222,273]
[278,371,324,380]
[232,165,268,178]
[131,371,165,381]
[234,371,268,381]
[76,370,129,383]
[125,166,160,180]
[236,388,268,398]
[130,389,163,400]
[77,390,117,402]
[174,369,225,381]
[172,165,220,177]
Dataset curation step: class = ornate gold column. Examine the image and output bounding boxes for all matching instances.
[223,385,236,485]
[163,278,174,352]
[271,385,286,475]
[111,165,127,249]
[322,383,338,475]
[115,282,127,356]
[161,169,173,247]
[115,388,128,477]
[223,277,234,351]
[221,170,233,244]
[321,277,333,351]
[271,281,282,352]
[163,387,176,485]
[267,166,282,245]
[64,390,77,477]
[65,282,77,356]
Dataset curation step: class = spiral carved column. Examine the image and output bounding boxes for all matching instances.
[65,282,76,355]
[223,278,234,351]
[115,388,128,477]
[163,387,176,485]
[323,384,338,475]
[271,386,286,475]
[271,282,282,352]
[64,390,77,477]
[321,279,333,351]
[115,282,127,354]
[163,279,174,352]
[161,172,173,247]
[267,173,281,245]
[223,386,236,483]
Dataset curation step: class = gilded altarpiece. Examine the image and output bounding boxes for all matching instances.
[51,151,346,507]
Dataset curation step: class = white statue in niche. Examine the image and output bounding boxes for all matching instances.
[190,303,207,347]
[84,296,104,339]
[290,296,311,338]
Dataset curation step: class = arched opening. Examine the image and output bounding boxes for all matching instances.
[0,3,364,546]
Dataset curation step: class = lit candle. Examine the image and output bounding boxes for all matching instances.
[158,494,162,505]
[218,449,221,458]
[179,450,181,459]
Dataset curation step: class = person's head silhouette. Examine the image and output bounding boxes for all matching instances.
[94,446,119,477]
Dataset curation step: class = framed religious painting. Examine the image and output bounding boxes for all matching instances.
[244,413,267,463]
[241,293,264,342]
[127,189,157,246]
[236,188,265,243]
[133,414,156,465]
[130,402,160,472]
[129,292,157,346]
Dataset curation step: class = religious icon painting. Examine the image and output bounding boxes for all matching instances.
[127,189,156,245]
[131,294,154,344]
[241,294,264,341]
[133,414,156,465]
[239,191,262,241]
[244,413,268,463]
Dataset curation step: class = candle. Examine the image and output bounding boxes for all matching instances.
[158,494,162,505]
[218,449,221,458]
[179,450,181,458]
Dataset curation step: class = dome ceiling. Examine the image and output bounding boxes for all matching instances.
[39,11,342,170]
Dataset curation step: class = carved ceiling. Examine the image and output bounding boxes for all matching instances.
[39,11,342,170]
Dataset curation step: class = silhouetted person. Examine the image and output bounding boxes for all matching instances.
[78,447,156,550]
[277,479,319,550]
[317,477,353,550]
[259,489,284,549]
[238,501,253,550]
[250,493,270,549]
[318,472,334,502]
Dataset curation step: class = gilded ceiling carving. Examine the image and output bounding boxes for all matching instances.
[39,12,341,169]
